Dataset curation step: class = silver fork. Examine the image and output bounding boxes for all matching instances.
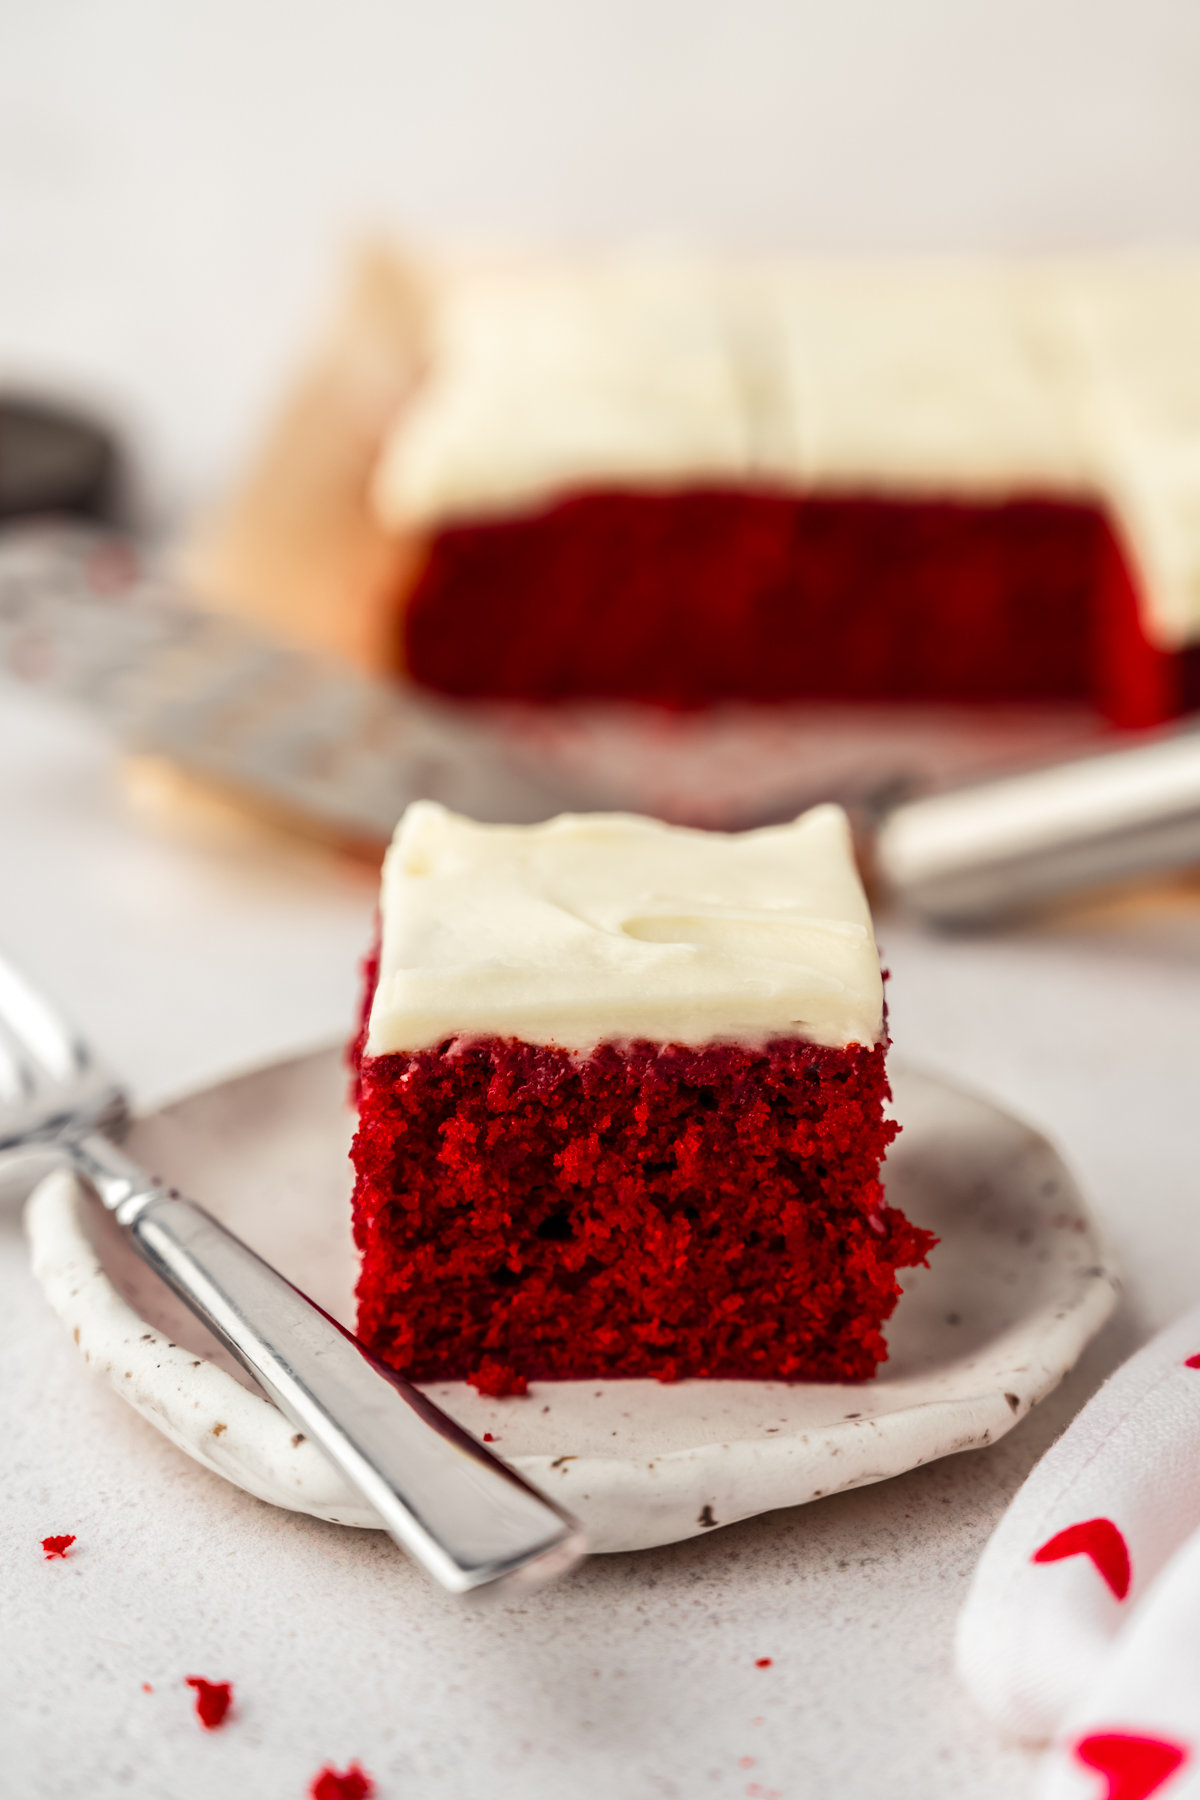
[0,953,585,1595]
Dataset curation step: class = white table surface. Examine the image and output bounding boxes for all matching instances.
[4,680,1200,1799]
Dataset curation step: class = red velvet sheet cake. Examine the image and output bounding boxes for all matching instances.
[404,489,1186,728]
[350,802,935,1390]
[370,259,1200,731]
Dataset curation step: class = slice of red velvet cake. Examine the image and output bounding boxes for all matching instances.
[351,801,934,1393]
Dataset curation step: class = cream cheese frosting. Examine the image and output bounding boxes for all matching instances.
[365,800,883,1056]
[370,254,1200,650]
[371,261,751,527]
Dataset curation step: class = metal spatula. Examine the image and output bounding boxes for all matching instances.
[0,951,586,1595]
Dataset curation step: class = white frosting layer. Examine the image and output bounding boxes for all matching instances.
[366,800,883,1055]
[1055,262,1200,650]
[372,263,750,527]
[371,255,1200,649]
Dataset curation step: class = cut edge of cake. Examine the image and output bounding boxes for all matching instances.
[350,802,936,1392]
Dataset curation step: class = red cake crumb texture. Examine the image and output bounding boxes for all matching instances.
[186,1677,233,1730]
[352,994,935,1386]
[469,1357,528,1397]
[755,1658,773,1668]
[404,491,1194,729]
[41,1535,75,1560]
[310,1763,375,1800]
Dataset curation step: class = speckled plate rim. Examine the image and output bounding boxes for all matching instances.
[24,1058,1119,1555]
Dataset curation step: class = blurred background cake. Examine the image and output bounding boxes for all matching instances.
[188,251,1200,732]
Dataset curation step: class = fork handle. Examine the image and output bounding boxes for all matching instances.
[71,1133,584,1595]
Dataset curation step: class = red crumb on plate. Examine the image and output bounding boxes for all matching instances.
[41,1535,76,1559]
[467,1358,528,1398]
[755,1658,773,1668]
[142,1683,153,1694]
[310,1763,375,1800]
[185,1677,233,1729]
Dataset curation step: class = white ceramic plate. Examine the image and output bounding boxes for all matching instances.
[25,1050,1117,1554]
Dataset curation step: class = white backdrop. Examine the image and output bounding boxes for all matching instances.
[2,0,1199,515]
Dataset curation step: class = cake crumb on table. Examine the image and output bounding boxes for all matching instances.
[185,1677,233,1729]
[41,1535,75,1560]
[309,1763,375,1800]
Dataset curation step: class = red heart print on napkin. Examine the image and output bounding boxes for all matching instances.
[1033,1520,1132,1601]
[1074,1732,1187,1800]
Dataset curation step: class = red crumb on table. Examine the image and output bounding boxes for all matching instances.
[482,1432,496,1442]
[142,1683,153,1694]
[41,1535,75,1560]
[310,1763,375,1800]
[468,1358,529,1398]
[185,1677,233,1729]
[755,1658,773,1668]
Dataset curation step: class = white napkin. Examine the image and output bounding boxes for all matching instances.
[956,1303,1200,1797]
